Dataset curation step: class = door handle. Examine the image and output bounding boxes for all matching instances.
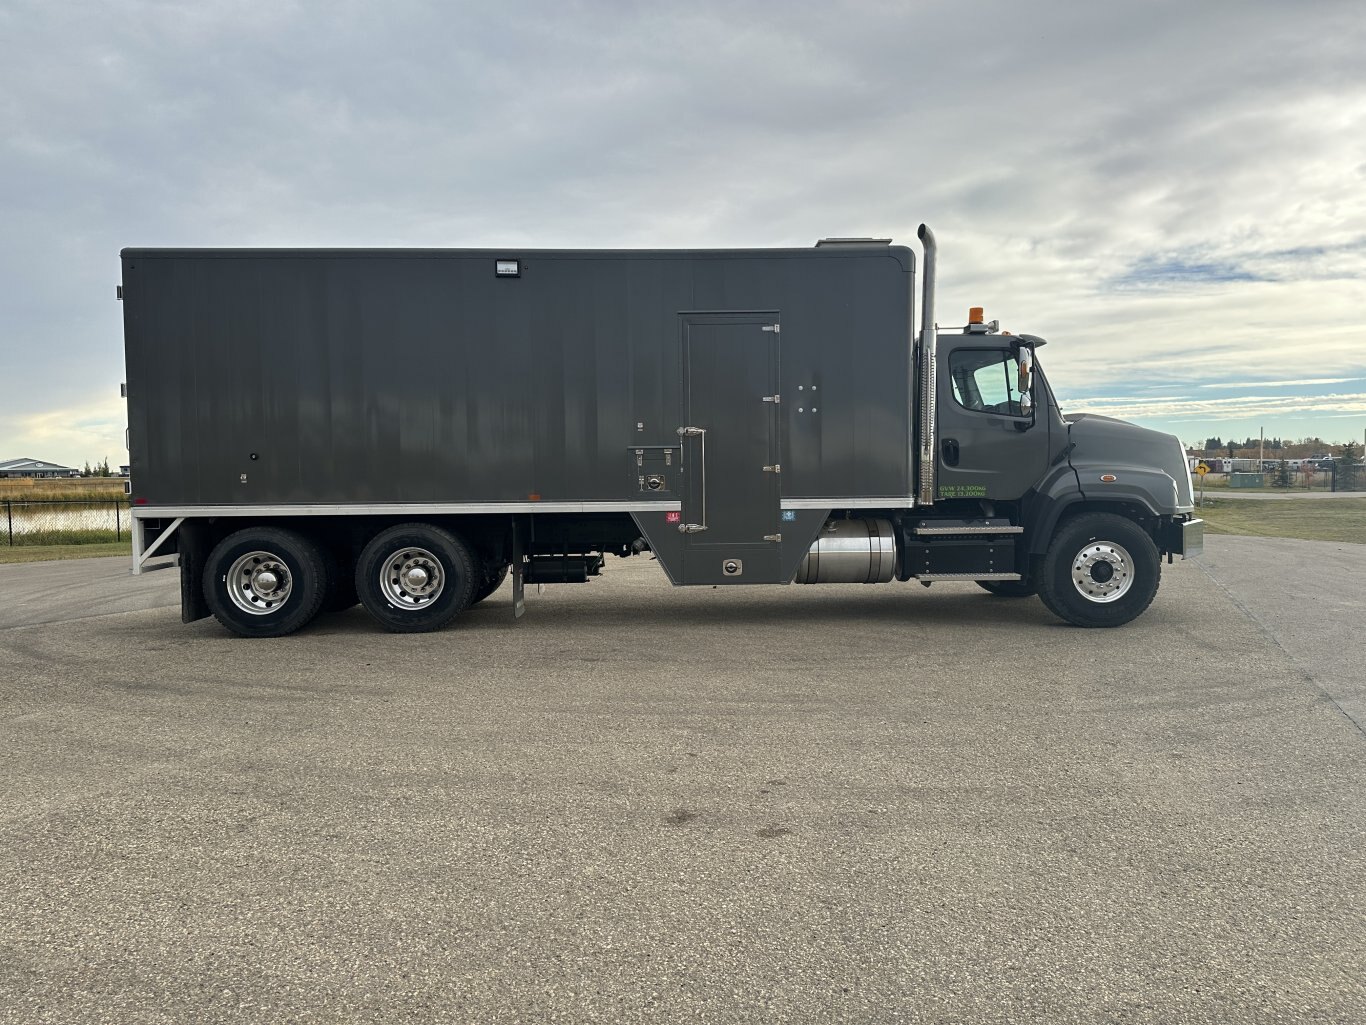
[676,426,708,532]
[941,438,960,467]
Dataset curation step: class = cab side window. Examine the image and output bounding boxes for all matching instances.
[949,349,1027,417]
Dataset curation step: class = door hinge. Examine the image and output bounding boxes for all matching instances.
[762,394,780,403]
[678,523,708,534]
[762,464,781,473]
[763,533,782,543]
[761,323,780,333]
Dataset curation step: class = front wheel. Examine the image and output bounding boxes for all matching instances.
[1037,513,1160,628]
[355,524,477,633]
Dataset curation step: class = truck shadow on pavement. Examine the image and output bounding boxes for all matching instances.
[296,588,1109,638]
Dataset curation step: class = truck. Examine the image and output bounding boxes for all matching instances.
[118,226,1202,638]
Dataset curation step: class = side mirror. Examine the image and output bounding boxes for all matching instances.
[1014,346,1035,429]
[1016,346,1033,397]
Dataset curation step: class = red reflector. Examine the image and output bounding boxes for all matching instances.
[134,497,148,505]
[665,511,681,523]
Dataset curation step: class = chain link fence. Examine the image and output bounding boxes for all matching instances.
[2,499,131,546]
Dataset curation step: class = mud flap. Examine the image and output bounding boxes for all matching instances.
[511,515,526,619]
[178,520,210,623]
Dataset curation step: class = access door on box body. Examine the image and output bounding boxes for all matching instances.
[676,313,782,584]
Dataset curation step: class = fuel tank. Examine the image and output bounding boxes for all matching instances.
[793,518,897,584]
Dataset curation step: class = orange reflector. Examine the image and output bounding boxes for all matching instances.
[528,493,541,501]
[1100,474,1117,483]
[968,307,984,324]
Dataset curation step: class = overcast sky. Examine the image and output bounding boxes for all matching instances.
[3,0,1365,467]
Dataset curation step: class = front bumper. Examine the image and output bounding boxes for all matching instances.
[1160,516,1204,558]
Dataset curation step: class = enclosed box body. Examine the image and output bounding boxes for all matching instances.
[120,235,1200,637]
[121,246,916,512]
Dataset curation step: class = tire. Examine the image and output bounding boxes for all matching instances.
[1037,512,1160,628]
[203,527,329,638]
[470,561,509,606]
[355,524,477,633]
[977,579,1037,598]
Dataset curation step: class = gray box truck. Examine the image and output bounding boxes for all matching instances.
[119,226,1202,637]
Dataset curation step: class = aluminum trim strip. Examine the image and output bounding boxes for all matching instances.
[133,501,683,518]
[137,498,912,517]
[780,498,915,510]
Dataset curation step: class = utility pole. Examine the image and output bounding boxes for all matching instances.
[1259,426,1264,467]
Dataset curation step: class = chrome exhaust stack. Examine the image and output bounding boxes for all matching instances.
[916,224,938,506]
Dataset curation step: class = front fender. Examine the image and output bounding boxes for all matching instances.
[1072,462,1182,516]
[1021,462,1084,556]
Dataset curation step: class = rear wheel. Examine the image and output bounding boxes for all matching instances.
[204,527,329,638]
[355,524,476,633]
[977,579,1037,598]
[1038,512,1160,628]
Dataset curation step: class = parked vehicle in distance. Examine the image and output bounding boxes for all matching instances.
[119,227,1202,638]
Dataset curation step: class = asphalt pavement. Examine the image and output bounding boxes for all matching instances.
[1194,535,1366,731]
[1,540,1363,1024]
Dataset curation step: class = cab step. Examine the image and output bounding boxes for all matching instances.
[915,572,1022,581]
[913,518,1022,536]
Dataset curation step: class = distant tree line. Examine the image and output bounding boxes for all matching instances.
[1202,436,1286,453]
[1197,436,1356,459]
[79,458,112,477]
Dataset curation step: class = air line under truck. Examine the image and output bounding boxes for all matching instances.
[118,226,1203,637]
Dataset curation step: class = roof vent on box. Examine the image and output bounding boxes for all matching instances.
[814,237,893,247]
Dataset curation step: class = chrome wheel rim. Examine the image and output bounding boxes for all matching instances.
[227,550,293,615]
[1071,541,1135,603]
[380,547,445,609]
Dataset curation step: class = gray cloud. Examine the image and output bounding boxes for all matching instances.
[3,0,1366,463]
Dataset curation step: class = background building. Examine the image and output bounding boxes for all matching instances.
[0,457,77,479]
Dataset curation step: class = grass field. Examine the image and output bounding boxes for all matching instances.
[0,479,128,501]
[1196,497,1366,544]
[0,541,132,565]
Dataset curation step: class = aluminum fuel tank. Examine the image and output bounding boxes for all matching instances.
[793,518,897,584]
